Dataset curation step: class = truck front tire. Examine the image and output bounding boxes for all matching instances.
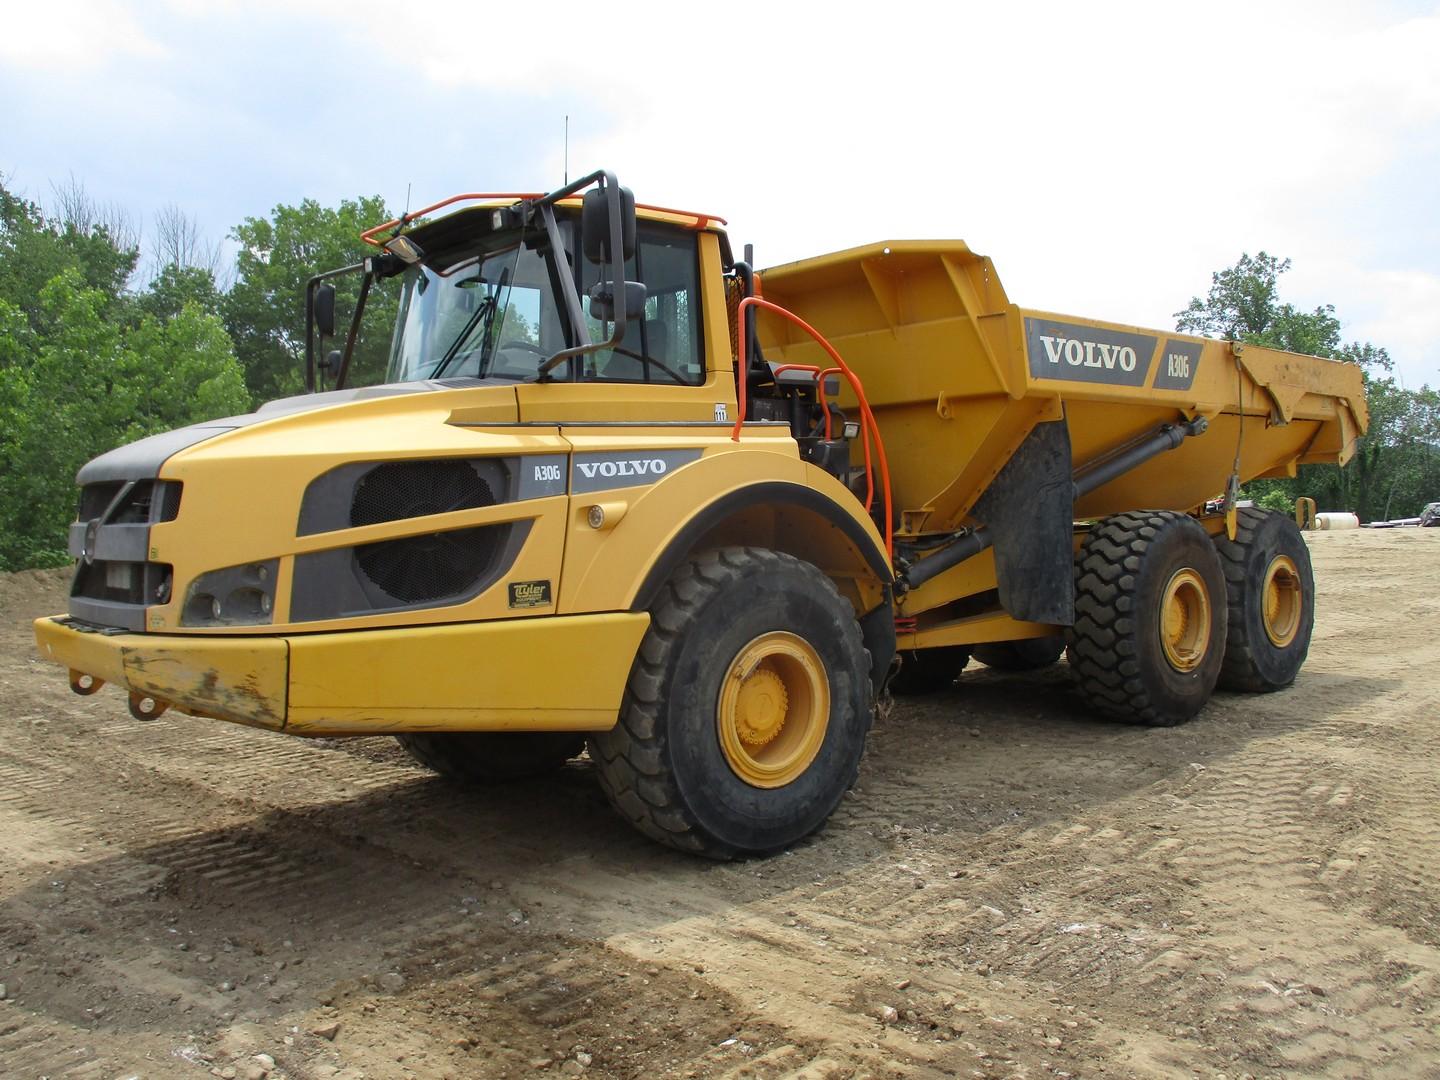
[1069,511,1227,726]
[589,547,872,858]
[1213,507,1315,692]
[396,731,585,782]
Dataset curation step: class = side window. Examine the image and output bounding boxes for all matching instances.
[581,224,704,385]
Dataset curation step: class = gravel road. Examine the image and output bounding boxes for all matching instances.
[1,529,1436,1079]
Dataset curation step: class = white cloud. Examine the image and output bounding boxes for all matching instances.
[0,0,166,70]
[309,0,1440,384]
[8,0,1438,386]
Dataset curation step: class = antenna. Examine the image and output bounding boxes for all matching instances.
[404,182,412,217]
[564,115,569,184]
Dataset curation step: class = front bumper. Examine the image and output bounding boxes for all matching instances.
[34,613,649,736]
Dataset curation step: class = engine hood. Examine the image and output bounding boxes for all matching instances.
[77,378,515,485]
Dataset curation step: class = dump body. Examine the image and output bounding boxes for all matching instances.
[756,241,1368,644]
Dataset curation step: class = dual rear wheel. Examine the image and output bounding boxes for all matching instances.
[1069,508,1314,725]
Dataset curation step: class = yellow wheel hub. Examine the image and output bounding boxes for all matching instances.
[717,632,829,789]
[1160,567,1211,673]
[1262,554,1302,648]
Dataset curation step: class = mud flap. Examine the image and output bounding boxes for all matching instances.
[858,587,897,695]
[971,418,1074,626]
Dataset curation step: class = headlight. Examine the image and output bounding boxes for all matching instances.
[180,560,279,627]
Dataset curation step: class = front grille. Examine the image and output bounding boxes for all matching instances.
[69,479,183,630]
[349,460,496,529]
[78,481,124,521]
[355,526,503,604]
[76,480,182,524]
[73,560,173,606]
[349,460,501,604]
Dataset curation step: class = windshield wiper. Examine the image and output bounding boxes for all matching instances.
[431,266,512,381]
[430,291,496,381]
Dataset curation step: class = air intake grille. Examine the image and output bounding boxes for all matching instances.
[350,460,495,529]
[349,460,500,604]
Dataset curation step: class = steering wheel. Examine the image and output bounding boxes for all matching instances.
[497,339,545,355]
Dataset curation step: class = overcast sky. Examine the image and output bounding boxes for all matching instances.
[4,0,1438,388]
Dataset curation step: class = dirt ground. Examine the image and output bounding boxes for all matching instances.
[1,530,1437,1080]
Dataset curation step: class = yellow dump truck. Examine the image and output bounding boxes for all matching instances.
[34,171,1367,857]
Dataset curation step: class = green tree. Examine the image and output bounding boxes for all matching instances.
[0,268,250,570]
[141,262,223,323]
[1176,253,1436,522]
[225,196,399,402]
[0,185,138,334]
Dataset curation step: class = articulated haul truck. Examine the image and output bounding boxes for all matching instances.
[35,172,1367,857]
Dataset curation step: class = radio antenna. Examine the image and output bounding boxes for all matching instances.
[564,115,570,185]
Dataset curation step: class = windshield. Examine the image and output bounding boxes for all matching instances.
[383,217,705,386]
[386,238,552,383]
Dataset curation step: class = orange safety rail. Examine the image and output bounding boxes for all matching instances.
[360,193,541,247]
[361,194,726,247]
[633,203,728,229]
[732,296,894,560]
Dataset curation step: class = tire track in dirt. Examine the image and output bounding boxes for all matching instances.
[2,531,1439,1079]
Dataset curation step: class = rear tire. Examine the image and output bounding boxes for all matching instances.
[1214,507,1315,692]
[589,547,872,858]
[1069,511,1226,726]
[972,635,1065,672]
[888,647,970,695]
[396,731,585,783]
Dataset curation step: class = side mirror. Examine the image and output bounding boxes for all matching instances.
[581,184,636,263]
[314,284,337,338]
[321,349,343,375]
[588,280,648,322]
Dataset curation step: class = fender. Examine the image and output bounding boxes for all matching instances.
[632,480,892,610]
[628,477,896,693]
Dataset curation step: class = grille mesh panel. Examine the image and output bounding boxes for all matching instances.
[349,461,500,604]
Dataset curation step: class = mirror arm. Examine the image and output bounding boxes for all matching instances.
[533,168,607,209]
[304,277,318,392]
[334,271,374,390]
[301,262,365,393]
[536,171,631,379]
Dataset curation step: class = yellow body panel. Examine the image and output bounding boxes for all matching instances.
[35,611,648,735]
[561,426,798,611]
[35,617,288,730]
[286,613,649,735]
[906,611,1057,650]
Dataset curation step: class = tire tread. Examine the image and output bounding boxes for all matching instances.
[589,546,871,858]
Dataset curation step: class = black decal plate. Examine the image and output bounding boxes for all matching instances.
[1025,317,1157,388]
[508,580,552,609]
[570,449,702,494]
[1152,338,1204,391]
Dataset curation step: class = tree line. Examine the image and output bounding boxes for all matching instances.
[1,175,1435,572]
[1176,253,1440,523]
[0,178,397,570]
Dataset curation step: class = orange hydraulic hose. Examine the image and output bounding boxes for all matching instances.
[732,296,893,560]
